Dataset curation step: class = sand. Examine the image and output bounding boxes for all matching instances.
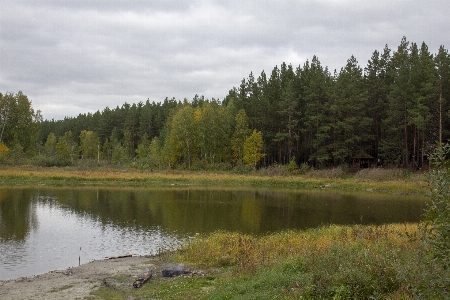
[0,256,156,300]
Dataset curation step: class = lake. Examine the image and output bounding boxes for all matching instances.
[0,186,427,280]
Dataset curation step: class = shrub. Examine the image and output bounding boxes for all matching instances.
[298,162,310,175]
[418,144,450,298]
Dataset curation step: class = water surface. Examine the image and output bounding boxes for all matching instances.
[0,186,427,280]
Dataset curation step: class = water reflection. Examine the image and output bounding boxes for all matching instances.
[0,188,38,241]
[0,186,427,280]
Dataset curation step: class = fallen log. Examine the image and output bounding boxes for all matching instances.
[133,269,152,288]
[162,269,191,277]
[105,254,133,259]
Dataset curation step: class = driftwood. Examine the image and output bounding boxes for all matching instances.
[162,269,191,277]
[105,254,133,259]
[133,269,152,288]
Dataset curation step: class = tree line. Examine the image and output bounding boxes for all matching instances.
[1,37,449,170]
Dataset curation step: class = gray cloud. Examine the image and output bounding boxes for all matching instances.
[1,0,449,120]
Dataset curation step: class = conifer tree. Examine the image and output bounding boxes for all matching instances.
[331,55,370,165]
[382,37,414,167]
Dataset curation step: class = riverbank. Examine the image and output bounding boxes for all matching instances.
[0,224,433,299]
[0,256,153,300]
[0,165,428,194]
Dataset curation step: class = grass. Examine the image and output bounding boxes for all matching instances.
[0,165,428,194]
[89,224,432,299]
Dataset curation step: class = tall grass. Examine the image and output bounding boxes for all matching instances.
[354,168,426,182]
[169,224,429,299]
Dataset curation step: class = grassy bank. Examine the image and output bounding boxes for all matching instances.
[89,224,436,299]
[0,165,427,194]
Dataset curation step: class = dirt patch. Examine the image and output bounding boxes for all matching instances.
[0,256,162,300]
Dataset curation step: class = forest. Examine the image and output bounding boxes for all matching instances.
[1,37,449,171]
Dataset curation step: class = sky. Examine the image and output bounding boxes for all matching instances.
[1,0,449,120]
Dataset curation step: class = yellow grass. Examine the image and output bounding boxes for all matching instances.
[0,166,427,194]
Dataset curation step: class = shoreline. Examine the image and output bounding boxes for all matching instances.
[0,165,428,194]
[0,255,159,300]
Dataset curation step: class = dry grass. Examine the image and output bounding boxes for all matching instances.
[173,224,420,272]
[165,224,425,299]
[0,165,428,194]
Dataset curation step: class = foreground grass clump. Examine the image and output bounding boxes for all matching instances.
[89,224,443,299]
[167,224,427,299]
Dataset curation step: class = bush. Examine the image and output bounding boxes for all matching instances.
[418,144,450,298]
[298,162,310,175]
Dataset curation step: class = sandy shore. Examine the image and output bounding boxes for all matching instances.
[0,256,157,300]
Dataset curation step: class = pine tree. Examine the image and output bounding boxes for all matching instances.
[382,37,414,167]
[331,55,370,165]
[299,57,332,167]
[435,46,450,147]
[365,45,391,161]
[276,79,298,163]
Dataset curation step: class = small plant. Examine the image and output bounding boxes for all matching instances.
[298,162,310,175]
[287,156,298,173]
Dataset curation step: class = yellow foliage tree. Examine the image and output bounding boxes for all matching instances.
[0,142,8,155]
[243,130,265,168]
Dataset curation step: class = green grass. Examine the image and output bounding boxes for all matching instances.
[88,224,435,299]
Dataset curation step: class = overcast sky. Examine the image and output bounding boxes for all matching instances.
[1,0,449,120]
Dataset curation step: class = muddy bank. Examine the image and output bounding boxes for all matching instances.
[0,256,159,300]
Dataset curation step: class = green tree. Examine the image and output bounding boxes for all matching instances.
[79,130,100,161]
[231,109,251,163]
[435,46,450,147]
[166,105,196,168]
[196,101,227,165]
[408,42,435,169]
[44,132,57,156]
[148,136,163,169]
[383,37,414,167]
[135,133,150,161]
[0,91,39,152]
[276,79,299,163]
[56,131,76,165]
[299,57,332,168]
[331,55,371,165]
[364,46,391,162]
[243,130,265,168]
